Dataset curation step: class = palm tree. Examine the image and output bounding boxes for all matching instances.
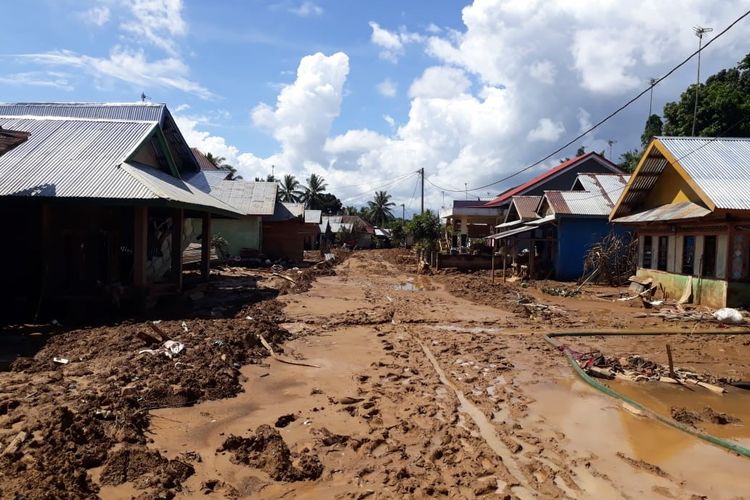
[278,174,302,202]
[301,173,328,209]
[343,206,359,215]
[367,190,396,226]
[204,152,225,168]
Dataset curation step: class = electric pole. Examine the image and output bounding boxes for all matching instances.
[607,139,617,159]
[400,203,405,221]
[648,77,656,116]
[692,25,713,136]
[465,183,468,200]
[419,168,424,215]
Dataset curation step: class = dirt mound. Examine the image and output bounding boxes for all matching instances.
[672,407,741,427]
[218,425,323,481]
[436,273,534,316]
[100,447,194,490]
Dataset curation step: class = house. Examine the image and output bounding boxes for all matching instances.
[0,102,241,319]
[610,136,750,308]
[187,168,277,260]
[262,202,321,262]
[489,173,629,280]
[320,215,375,248]
[443,152,623,251]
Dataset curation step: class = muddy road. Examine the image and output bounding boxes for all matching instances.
[134,251,750,499]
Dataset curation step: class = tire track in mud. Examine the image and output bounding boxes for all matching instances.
[416,338,535,498]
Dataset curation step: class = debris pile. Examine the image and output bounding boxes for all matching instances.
[581,232,638,286]
[218,425,323,481]
[671,407,741,427]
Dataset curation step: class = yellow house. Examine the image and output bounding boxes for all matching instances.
[610,137,750,308]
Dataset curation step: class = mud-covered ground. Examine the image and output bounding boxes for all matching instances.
[3,249,750,499]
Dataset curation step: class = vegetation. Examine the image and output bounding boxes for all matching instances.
[301,173,328,210]
[205,152,241,179]
[406,210,441,251]
[387,219,406,247]
[278,174,302,202]
[366,191,396,226]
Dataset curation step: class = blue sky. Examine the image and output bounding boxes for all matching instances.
[3,1,750,213]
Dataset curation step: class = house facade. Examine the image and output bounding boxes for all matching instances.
[263,202,321,261]
[0,102,241,320]
[611,137,750,308]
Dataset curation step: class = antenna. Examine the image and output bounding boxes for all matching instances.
[692,26,713,135]
[607,139,617,159]
[140,92,150,103]
[648,77,657,116]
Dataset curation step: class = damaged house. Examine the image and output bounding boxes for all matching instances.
[611,137,750,308]
[489,173,629,280]
[0,102,241,320]
[262,202,322,262]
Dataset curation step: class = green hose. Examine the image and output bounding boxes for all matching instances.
[544,331,750,458]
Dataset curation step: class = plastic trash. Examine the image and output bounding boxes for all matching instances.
[163,340,185,359]
[53,357,69,365]
[713,307,744,324]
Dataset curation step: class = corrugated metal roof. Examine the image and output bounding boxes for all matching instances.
[0,116,155,198]
[613,201,711,223]
[266,201,305,222]
[192,148,219,170]
[192,179,277,216]
[511,195,542,220]
[573,173,629,205]
[122,163,242,216]
[304,210,322,224]
[658,137,750,210]
[0,116,241,216]
[0,102,165,122]
[545,190,613,216]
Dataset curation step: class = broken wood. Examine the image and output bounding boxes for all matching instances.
[2,431,27,456]
[587,366,615,380]
[272,272,297,284]
[147,321,170,341]
[257,334,320,368]
[666,344,675,378]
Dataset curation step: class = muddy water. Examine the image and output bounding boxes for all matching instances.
[526,376,750,497]
[607,380,750,446]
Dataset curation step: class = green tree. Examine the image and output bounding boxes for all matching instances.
[204,152,225,167]
[318,193,343,214]
[407,210,441,251]
[618,149,641,173]
[343,206,359,215]
[301,173,328,209]
[663,53,750,137]
[278,174,302,202]
[641,114,663,148]
[387,219,406,247]
[366,190,396,226]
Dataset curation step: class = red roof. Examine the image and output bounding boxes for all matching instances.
[191,148,220,171]
[482,152,619,208]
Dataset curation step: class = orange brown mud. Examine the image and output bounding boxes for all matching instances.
[3,249,750,498]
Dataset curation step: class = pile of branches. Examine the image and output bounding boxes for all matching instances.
[581,232,637,286]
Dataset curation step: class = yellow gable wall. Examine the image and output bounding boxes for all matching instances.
[642,161,704,209]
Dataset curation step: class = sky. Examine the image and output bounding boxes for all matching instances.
[2,0,750,216]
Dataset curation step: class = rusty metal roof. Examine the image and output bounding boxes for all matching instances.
[0,127,29,156]
[613,201,711,223]
[511,196,542,221]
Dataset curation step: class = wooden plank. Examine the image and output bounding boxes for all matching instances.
[171,208,184,290]
[201,212,212,280]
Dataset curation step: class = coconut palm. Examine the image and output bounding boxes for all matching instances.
[301,173,328,209]
[367,190,396,226]
[278,174,302,202]
[204,152,225,168]
[343,206,359,215]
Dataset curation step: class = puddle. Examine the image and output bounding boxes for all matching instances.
[394,276,435,292]
[430,324,504,334]
[605,380,750,447]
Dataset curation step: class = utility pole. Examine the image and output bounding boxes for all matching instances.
[692,25,713,136]
[419,168,424,215]
[400,203,405,221]
[464,183,468,200]
[648,77,656,116]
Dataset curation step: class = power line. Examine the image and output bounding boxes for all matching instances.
[340,171,418,203]
[427,8,750,194]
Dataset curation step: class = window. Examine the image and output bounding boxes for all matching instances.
[657,236,668,271]
[682,235,695,275]
[702,235,717,277]
[642,236,653,268]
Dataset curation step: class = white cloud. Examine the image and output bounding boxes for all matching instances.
[409,66,470,99]
[175,114,241,165]
[120,0,187,55]
[20,48,214,99]
[324,129,388,155]
[527,118,565,142]
[250,52,350,171]
[528,60,555,85]
[0,71,73,90]
[376,78,397,97]
[426,23,442,34]
[79,5,110,26]
[289,1,323,17]
[368,21,423,63]
[383,114,396,128]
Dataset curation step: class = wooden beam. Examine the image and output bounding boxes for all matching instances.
[171,208,184,290]
[201,212,212,280]
[133,206,148,288]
